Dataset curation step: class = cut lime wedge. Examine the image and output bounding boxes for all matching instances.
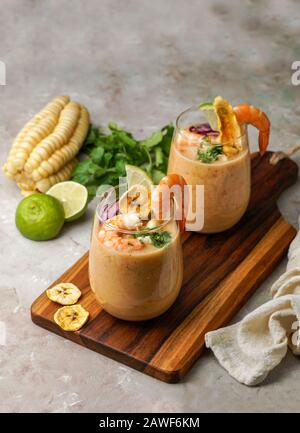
[199,102,220,131]
[125,164,153,191]
[47,181,88,222]
[199,102,214,110]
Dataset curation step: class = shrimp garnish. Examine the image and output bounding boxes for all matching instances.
[234,104,270,155]
[120,237,144,251]
[156,173,187,232]
[99,228,145,252]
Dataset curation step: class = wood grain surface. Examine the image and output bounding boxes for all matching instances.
[31,152,299,382]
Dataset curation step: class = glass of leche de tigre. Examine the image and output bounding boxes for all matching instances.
[89,176,186,321]
[168,96,270,233]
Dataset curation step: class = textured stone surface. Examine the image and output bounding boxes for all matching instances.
[1,0,300,413]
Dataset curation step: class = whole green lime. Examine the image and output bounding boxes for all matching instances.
[15,193,65,241]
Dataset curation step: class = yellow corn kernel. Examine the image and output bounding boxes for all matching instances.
[24,102,81,173]
[20,189,36,197]
[36,165,50,179]
[4,96,69,176]
[3,116,42,176]
[42,96,70,117]
[3,96,89,194]
[30,106,89,181]
[36,159,77,193]
[12,113,58,171]
[15,173,36,192]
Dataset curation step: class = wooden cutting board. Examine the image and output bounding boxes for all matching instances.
[31,152,298,383]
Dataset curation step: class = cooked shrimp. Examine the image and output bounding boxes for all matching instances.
[99,226,144,252]
[120,238,144,251]
[234,104,270,155]
[155,173,187,232]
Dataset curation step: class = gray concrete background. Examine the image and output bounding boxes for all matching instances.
[1,0,300,412]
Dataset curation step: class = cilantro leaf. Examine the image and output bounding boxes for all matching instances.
[141,130,164,148]
[155,147,164,167]
[133,231,172,248]
[149,231,172,248]
[197,145,223,163]
[90,146,104,165]
[71,159,96,185]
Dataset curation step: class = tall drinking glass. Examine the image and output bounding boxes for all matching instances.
[89,186,183,321]
[168,107,251,233]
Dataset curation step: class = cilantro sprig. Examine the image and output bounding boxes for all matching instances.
[71,122,174,200]
[197,144,223,163]
[134,231,172,248]
[149,231,172,248]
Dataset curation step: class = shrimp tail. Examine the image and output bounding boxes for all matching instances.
[258,129,270,156]
[234,104,270,156]
[159,173,187,232]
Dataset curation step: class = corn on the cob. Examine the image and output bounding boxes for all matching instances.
[30,106,89,182]
[2,96,89,194]
[4,116,42,178]
[36,159,78,193]
[24,101,81,173]
[3,96,70,178]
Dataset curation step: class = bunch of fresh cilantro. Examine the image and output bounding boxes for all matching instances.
[71,122,174,200]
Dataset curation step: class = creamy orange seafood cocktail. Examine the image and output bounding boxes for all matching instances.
[168,96,270,233]
[89,175,186,321]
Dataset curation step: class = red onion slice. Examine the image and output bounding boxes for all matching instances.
[189,123,219,136]
[97,201,119,222]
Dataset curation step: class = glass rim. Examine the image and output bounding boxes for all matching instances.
[96,184,175,234]
[175,105,247,143]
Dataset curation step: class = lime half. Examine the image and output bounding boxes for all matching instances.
[16,193,65,241]
[125,165,153,191]
[198,102,220,131]
[47,181,88,222]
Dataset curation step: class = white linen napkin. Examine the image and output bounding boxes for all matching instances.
[205,224,300,386]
